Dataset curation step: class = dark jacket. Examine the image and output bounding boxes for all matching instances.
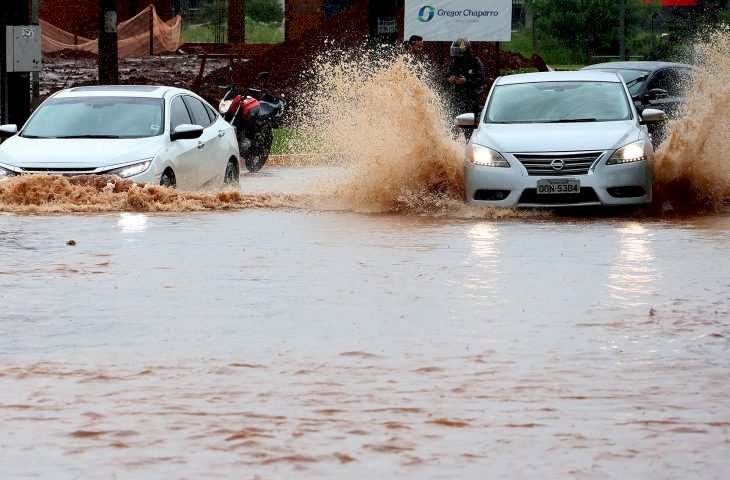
[446,53,485,97]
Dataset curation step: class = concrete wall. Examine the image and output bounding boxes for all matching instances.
[284,0,325,41]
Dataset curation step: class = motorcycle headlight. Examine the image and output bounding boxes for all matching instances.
[106,160,152,178]
[607,140,648,165]
[219,99,232,114]
[467,144,510,168]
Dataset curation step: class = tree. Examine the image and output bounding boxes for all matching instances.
[526,0,658,63]
[248,0,284,23]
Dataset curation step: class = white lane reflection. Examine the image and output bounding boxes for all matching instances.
[606,222,657,307]
[464,222,503,301]
[117,213,149,233]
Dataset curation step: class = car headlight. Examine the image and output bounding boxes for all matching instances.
[106,160,152,178]
[219,99,232,114]
[467,144,510,168]
[607,140,648,165]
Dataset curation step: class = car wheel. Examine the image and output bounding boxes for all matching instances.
[224,159,239,186]
[160,169,176,188]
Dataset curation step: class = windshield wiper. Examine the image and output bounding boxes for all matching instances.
[55,134,123,139]
[545,118,598,123]
[625,75,648,88]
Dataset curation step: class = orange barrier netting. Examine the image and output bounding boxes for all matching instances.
[40,5,183,57]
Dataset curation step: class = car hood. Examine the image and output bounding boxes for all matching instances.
[472,121,641,153]
[0,136,163,169]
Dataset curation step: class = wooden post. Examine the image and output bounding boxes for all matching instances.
[228,0,246,44]
[99,0,119,84]
[1,0,31,125]
[149,1,154,55]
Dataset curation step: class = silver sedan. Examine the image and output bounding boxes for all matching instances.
[458,71,665,208]
[0,85,240,190]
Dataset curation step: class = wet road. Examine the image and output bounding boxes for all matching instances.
[1,167,729,479]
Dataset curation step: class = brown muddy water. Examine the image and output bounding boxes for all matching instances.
[2,35,730,480]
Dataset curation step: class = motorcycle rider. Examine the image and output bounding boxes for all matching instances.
[446,38,485,137]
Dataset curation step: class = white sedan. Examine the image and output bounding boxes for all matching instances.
[0,85,240,189]
[458,71,666,208]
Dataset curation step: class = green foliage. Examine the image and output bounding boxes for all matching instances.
[525,0,659,63]
[183,19,283,44]
[502,27,584,65]
[246,20,285,44]
[247,0,284,24]
[500,67,539,76]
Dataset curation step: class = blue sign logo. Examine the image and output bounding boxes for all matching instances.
[418,5,435,22]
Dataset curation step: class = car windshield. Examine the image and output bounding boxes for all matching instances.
[22,96,164,139]
[598,69,650,95]
[486,81,632,124]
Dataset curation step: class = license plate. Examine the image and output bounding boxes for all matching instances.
[537,179,580,194]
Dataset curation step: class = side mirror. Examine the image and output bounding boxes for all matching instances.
[456,113,476,127]
[646,88,669,101]
[170,124,204,141]
[640,108,666,124]
[0,124,18,137]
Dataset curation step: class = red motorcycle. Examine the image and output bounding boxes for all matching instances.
[218,71,286,172]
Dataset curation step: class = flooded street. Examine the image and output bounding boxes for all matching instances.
[1,166,730,479]
[2,28,730,480]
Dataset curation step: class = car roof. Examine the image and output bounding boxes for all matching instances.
[496,70,623,86]
[51,85,192,99]
[583,61,694,72]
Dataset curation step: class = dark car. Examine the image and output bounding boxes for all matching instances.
[582,61,694,145]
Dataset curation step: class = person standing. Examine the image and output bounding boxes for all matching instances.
[404,34,424,56]
[446,38,485,136]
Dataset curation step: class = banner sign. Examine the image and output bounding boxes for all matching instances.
[404,0,512,42]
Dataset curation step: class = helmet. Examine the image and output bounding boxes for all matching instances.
[450,38,471,57]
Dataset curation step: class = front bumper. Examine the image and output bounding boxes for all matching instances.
[465,155,653,208]
[0,162,160,185]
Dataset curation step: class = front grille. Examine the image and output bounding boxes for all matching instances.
[518,187,600,205]
[514,151,603,176]
[18,167,98,173]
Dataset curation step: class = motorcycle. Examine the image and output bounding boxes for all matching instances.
[218,70,286,173]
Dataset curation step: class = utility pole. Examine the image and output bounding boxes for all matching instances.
[228,0,246,44]
[0,1,32,126]
[99,0,119,84]
[31,0,40,110]
[619,0,625,60]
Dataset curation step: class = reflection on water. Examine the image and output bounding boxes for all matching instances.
[117,213,149,233]
[464,222,503,302]
[606,222,658,308]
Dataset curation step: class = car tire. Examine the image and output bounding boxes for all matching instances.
[224,159,239,186]
[160,169,176,189]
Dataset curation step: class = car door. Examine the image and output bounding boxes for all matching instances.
[641,68,691,146]
[167,95,204,190]
[182,95,223,187]
[642,68,691,119]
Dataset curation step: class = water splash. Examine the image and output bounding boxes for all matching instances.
[0,174,301,213]
[288,46,472,215]
[653,28,730,213]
